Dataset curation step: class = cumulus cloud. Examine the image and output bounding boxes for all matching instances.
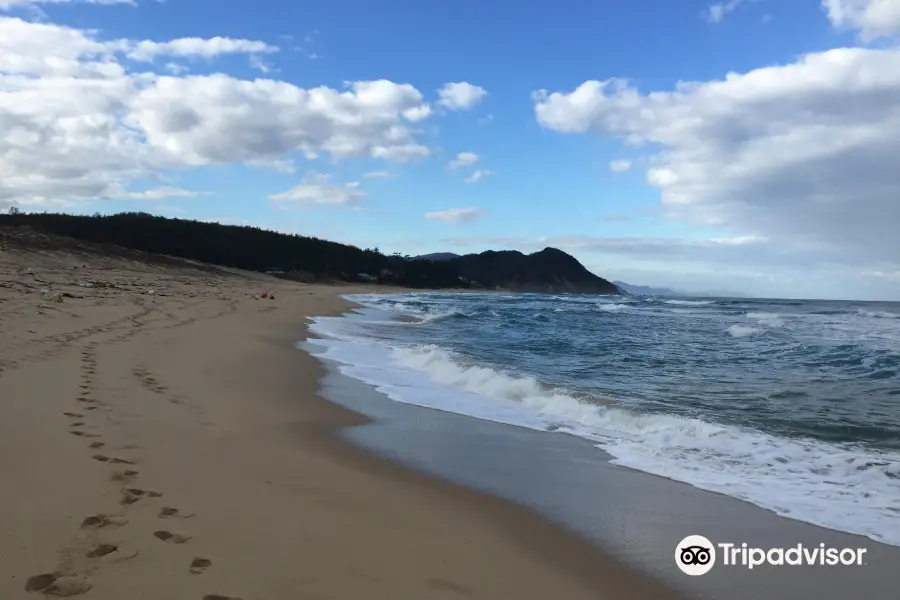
[244,158,296,173]
[449,152,479,169]
[705,0,745,23]
[402,104,432,122]
[533,46,900,276]
[609,159,632,172]
[464,169,493,183]
[437,82,487,110]
[425,207,484,223]
[268,173,366,205]
[126,37,278,61]
[0,16,434,210]
[823,0,900,40]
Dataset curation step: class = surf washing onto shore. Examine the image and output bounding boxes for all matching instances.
[307,292,900,547]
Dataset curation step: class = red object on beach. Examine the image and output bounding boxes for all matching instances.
[261,291,269,298]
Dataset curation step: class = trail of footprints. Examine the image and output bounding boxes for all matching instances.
[23,310,233,598]
[1,295,229,383]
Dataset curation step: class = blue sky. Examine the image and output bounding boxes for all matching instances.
[3,0,900,299]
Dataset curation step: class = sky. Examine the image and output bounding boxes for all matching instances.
[1,0,900,300]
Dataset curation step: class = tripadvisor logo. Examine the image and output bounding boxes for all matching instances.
[676,535,716,576]
[675,535,867,575]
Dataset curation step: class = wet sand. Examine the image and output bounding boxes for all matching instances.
[0,231,678,599]
[308,316,900,600]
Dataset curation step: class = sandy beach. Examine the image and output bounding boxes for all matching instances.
[0,230,678,600]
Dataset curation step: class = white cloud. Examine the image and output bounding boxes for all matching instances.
[464,169,493,183]
[126,37,278,62]
[533,46,900,278]
[268,173,366,205]
[164,62,189,75]
[437,82,487,110]
[112,186,210,200]
[362,170,394,179]
[0,16,434,209]
[822,0,900,40]
[449,152,479,169]
[425,207,484,223]
[609,159,632,172]
[244,158,296,174]
[705,0,745,23]
[403,104,432,122]
[370,143,430,162]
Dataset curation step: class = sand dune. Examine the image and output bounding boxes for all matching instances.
[0,229,677,599]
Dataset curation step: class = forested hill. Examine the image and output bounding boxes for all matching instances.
[0,212,622,294]
[452,248,621,293]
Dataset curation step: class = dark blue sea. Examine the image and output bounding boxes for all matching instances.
[308,292,900,546]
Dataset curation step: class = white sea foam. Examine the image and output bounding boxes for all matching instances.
[858,309,900,319]
[663,299,714,306]
[420,309,467,323]
[746,311,785,328]
[597,303,630,312]
[308,308,900,547]
[728,325,761,338]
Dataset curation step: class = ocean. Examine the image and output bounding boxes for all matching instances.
[307,292,900,547]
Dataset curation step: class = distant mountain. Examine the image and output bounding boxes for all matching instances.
[417,252,460,262]
[613,281,679,296]
[454,248,622,294]
[693,289,754,299]
[614,280,753,299]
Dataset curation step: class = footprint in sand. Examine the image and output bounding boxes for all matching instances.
[24,574,93,597]
[91,455,134,465]
[121,488,162,505]
[88,442,105,449]
[85,544,118,558]
[109,469,139,483]
[159,506,196,519]
[81,514,128,529]
[189,557,212,575]
[69,431,100,438]
[153,530,192,544]
[202,595,242,600]
[85,543,139,563]
[62,412,84,418]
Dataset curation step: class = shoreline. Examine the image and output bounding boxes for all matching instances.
[305,293,900,600]
[296,299,684,599]
[0,242,680,599]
